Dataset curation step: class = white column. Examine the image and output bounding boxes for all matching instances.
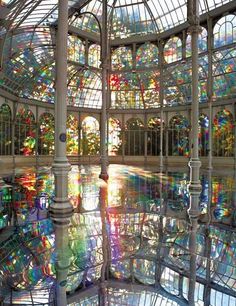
[187,0,201,305]
[99,0,109,181]
[49,1,73,305]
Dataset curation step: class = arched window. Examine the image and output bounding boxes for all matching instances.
[147,117,165,156]
[136,43,159,67]
[108,118,122,156]
[0,104,12,155]
[111,47,132,70]
[199,114,209,157]
[125,118,144,155]
[68,35,85,64]
[81,116,100,155]
[168,115,189,156]
[186,27,208,57]
[213,14,236,48]
[38,113,54,155]
[213,110,234,157]
[15,107,36,155]
[67,114,79,155]
[164,37,182,64]
[88,44,101,68]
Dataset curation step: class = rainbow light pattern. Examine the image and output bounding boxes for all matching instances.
[164,36,182,64]
[81,116,100,155]
[214,15,236,48]
[0,165,235,302]
[136,43,159,67]
[39,113,54,155]
[88,44,101,68]
[186,26,208,57]
[15,107,36,156]
[108,117,122,156]
[111,47,133,70]
[67,114,79,155]
[198,113,209,156]
[213,109,234,157]
[68,35,85,64]
[168,115,189,156]
[0,104,12,155]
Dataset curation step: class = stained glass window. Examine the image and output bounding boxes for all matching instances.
[213,109,234,157]
[164,37,182,64]
[68,69,102,108]
[213,48,236,100]
[67,114,79,155]
[0,104,11,155]
[38,113,54,155]
[108,117,122,156]
[199,114,209,157]
[168,115,189,156]
[81,116,100,155]
[214,14,236,48]
[186,26,208,57]
[88,44,101,68]
[111,47,133,70]
[147,117,165,156]
[125,118,144,155]
[15,107,36,156]
[68,35,85,64]
[136,43,159,67]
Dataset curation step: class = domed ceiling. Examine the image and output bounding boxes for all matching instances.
[0,0,235,106]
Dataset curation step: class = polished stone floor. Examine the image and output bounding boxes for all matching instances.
[0,164,235,305]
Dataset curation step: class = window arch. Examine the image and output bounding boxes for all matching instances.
[186,27,208,57]
[199,114,209,156]
[0,104,12,155]
[136,43,159,67]
[147,117,165,156]
[108,117,122,156]
[168,115,189,156]
[68,35,85,64]
[67,114,79,155]
[164,37,182,64]
[38,112,54,155]
[125,118,144,155]
[15,107,36,155]
[88,44,101,68]
[111,47,132,70]
[214,14,236,48]
[81,116,100,155]
[213,110,234,157]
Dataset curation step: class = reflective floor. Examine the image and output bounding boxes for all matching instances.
[0,164,235,305]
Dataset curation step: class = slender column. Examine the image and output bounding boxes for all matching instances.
[207,17,213,170]
[187,0,201,305]
[49,1,73,305]
[159,42,164,171]
[99,0,109,181]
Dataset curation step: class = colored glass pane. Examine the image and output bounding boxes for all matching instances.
[111,47,132,70]
[198,114,209,156]
[136,43,159,67]
[108,117,122,156]
[15,108,36,156]
[81,116,100,155]
[68,36,85,64]
[164,37,182,63]
[168,115,189,156]
[0,104,11,155]
[214,14,236,48]
[67,114,79,155]
[38,113,54,155]
[88,44,101,68]
[213,110,234,157]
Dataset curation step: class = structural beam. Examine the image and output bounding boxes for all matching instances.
[49,0,73,305]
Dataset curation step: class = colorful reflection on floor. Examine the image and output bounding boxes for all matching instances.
[0,165,235,305]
